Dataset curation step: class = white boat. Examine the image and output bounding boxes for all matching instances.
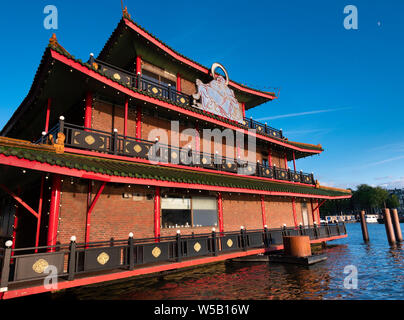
[365,214,379,223]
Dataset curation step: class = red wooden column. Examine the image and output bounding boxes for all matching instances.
[136,56,142,75]
[84,92,93,129]
[47,174,61,250]
[218,192,224,233]
[268,146,272,166]
[34,175,45,251]
[11,203,19,252]
[241,102,246,118]
[260,195,267,227]
[44,98,52,132]
[316,200,321,223]
[85,182,106,245]
[136,105,142,140]
[310,199,316,224]
[154,186,161,240]
[284,152,288,169]
[292,197,298,228]
[176,73,182,92]
[292,151,296,171]
[124,98,128,137]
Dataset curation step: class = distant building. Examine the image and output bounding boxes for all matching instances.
[388,188,404,213]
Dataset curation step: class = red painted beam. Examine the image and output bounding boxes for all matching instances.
[0,184,39,219]
[47,174,61,249]
[124,98,128,137]
[176,73,181,92]
[241,102,246,118]
[50,50,320,155]
[261,195,267,227]
[84,92,92,129]
[284,152,288,170]
[268,147,272,166]
[44,98,51,133]
[293,151,296,171]
[136,55,142,75]
[35,175,45,251]
[218,192,224,232]
[136,105,142,140]
[85,182,106,244]
[154,186,160,239]
[292,197,297,228]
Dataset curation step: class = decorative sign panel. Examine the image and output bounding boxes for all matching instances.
[193,63,243,123]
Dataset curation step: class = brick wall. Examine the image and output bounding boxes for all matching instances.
[222,193,263,231]
[58,181,155,243]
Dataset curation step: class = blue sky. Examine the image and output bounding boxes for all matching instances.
[0,0,403,190]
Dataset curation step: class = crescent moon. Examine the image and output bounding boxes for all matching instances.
[211,62,229,86]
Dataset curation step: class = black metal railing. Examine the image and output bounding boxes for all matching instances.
[0,223,346,290]
[90,58,283,139]
[39,118,315,185]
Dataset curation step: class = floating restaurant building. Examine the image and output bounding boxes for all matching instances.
[0,9,351,299]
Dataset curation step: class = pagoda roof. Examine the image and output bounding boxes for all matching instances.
[0,137,350,199]
[97,15,277,110]
[1,41,323,158]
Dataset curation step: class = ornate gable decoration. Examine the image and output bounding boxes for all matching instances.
[192,63,243,123]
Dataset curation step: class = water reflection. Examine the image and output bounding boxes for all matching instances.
[54,223,404,300]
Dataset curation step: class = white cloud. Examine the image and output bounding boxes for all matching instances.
[256,107,351,121]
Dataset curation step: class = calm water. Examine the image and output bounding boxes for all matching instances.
[56,223,404,300]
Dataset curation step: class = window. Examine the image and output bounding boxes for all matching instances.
[161,196,218,228]
[192,197,218,227]
[142,69,176,90]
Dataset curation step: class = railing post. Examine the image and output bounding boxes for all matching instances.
[211,228,217,256]
[264,225,269,248]
[128,232,134,270]
[313,222,318,239]
[0,240,13,292]
[299,223,303,235]
[113,128,118,154]
[41,131,47,144]
[67,236,76,281]
[59,116,65,134]
[241,226,247,251]
[167,83,171,101]
[176,230,181,262]
[282,224,287,237]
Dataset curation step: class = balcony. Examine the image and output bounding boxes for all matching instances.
[38,118,315,185]
[91,58,283,139]
[0,224,346,297]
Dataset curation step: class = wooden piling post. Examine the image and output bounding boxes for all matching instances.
[359,210,369,242]
[391,209,403,242]
[383,208,396,245]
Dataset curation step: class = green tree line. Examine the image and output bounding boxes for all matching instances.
[320,184,399,216]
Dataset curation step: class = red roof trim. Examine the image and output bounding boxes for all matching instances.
[0,153,351,200]
[50,49,321,155]
[123,18,276,100]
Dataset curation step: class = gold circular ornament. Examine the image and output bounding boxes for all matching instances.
[202,158,207,164]
[152,87,159,94]
[134,144,142,153]
[171,152,178,159]
[85,135,96,145]
[265,169,270,174]
[227,162,232,168]
[227,239,233,247]
[97,252,110,265]
[113,73,121,80]
[180,97,186,104]
[152,247,161,258]
[194,242,201,252]
[32,259,49,274]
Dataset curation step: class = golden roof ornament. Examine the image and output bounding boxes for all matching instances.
[122,6,131,19]
[49,33,58,46]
